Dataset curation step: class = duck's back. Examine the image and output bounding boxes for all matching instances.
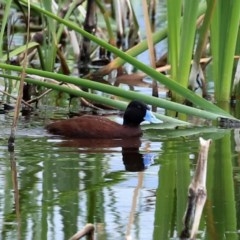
[46,115,142,139]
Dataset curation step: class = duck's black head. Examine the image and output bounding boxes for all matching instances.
[123,100,160,127]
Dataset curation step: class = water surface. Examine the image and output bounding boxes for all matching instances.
[0,111,239,240]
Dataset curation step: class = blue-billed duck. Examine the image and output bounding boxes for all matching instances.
[46,100,161,138]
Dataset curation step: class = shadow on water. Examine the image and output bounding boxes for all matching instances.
[56,138,156,172]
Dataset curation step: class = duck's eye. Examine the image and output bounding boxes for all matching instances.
[139,105,146,110]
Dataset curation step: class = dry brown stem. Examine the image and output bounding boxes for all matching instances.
[69,223,95,240]
[180,137,211,239]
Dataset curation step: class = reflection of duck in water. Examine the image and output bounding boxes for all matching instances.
[46,100,161,138]
[122,147,155,172]
[53,138,155,172]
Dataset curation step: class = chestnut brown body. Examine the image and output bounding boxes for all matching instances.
[46,115,142,138]
[45,100,161,139]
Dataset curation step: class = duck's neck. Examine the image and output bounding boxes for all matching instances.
[123,122,140,128]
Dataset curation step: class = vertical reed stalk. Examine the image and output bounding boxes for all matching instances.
[211,0,240,101]
[175,1,199,102]
[142,0,158,108]
[8,0,30,151]
[166,0,181,81]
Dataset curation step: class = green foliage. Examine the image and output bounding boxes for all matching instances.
[19,1,235,118]
[167,0,240,102]
[0,0,239,124]
[0,0,12,58]
[210,0,240,101]
[177,1,199,89]
[167,0,181,81]
[0,63,234,121]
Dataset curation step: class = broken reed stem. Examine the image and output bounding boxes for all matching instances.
[8,2,31,152]
[180,137,211,239]
[69,223,94,240]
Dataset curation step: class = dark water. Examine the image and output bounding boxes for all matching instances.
[0,110,239,240]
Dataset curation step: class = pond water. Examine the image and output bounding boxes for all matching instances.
[0,109,240,240]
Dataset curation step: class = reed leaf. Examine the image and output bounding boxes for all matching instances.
[95,0,115,43]
[177,1,199,91]
[0,63,234,121]
[167,0,181,81]
[0,0,12,58]
[0,72,187,125]
[40,0,58,71]
[1,42,39,62]
[211,0,240,101]
[194,0,216,64]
